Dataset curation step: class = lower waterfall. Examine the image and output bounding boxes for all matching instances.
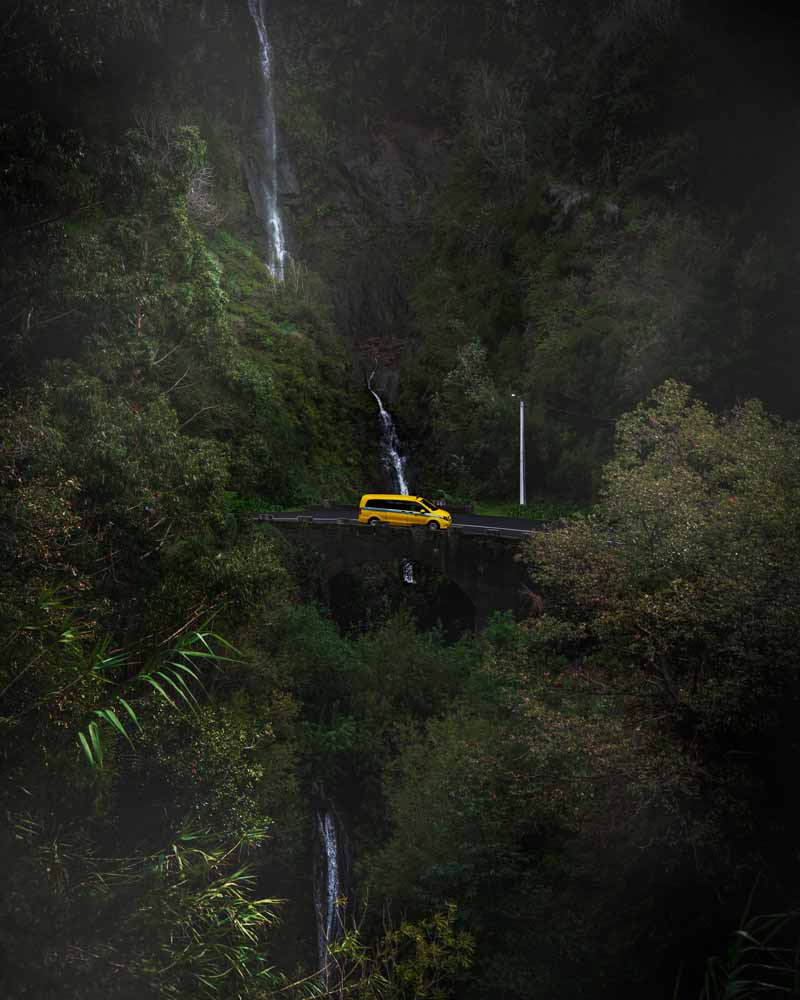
[314,803,348,985]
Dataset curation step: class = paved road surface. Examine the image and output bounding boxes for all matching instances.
[260,506,550,538]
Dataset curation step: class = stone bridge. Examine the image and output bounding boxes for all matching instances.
[257,516,533,629]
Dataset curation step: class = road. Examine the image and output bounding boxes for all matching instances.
[260,506,550,538]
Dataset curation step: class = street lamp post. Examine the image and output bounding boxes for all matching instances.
[511,394,526,507]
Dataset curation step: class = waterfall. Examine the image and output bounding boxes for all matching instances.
[314,806,346,986]
[246,0,288,280]
[368,372,414,584]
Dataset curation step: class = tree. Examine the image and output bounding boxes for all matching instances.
[524,380,800,741]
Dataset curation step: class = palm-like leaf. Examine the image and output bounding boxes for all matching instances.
[701,911,800,999]
[76,629,242,769]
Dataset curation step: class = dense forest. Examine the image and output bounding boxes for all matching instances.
[2,1,799,998]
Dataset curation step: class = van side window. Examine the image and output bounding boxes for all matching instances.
[365,499,380,509]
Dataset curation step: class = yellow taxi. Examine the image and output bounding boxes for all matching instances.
[358,494,452,530]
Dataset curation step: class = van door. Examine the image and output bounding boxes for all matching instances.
[408,501,429,525]
[392,499,414,526]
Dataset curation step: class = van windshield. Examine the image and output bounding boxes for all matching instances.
[419,497,435,511]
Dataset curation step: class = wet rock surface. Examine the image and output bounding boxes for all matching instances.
[293,119,450,341]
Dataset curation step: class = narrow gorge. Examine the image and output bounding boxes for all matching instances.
[2,3,800,999]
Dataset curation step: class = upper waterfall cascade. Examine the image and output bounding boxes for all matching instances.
[247,0,288,280]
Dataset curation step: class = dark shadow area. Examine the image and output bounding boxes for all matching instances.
[328,561,475,639]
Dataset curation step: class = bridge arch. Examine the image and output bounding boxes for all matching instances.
[263,519,531,629]
[327,559,477,635]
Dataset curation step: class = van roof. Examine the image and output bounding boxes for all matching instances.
[359,493,422,501]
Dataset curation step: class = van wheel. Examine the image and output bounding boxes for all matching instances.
[427,520,440,530]
[368,517,380,526]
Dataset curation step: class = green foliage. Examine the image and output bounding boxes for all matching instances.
[473,499,589,520]
[250,606,480,790]
[4,3,800,998]
[526,380,800,740]
[0,53,367,989]
[0,590,287,997]
[0,1,169,77]
[77,629,241,769]
[380,2,800,497]
[0,815,284,999]
[367,712,558,907]
[331,902,475,1000]
[699,909,800,1000]
[135,826,283,999]
[462,64,528,184]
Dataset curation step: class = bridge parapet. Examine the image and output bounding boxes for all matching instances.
[254,513,532,541]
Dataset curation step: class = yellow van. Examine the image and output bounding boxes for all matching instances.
[358,494,452,530]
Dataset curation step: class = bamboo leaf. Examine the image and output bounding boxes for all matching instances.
[117,696,141,731]
[96,708,134,747]
[170,660,209,698]
[156,669,198,712]
[204,630,242,654]
[88,720,104,768]
[168,661,201,681]
[93,650,130,673]
[177,828,210,842]
[163,666,199,702]
[78,730,95,767]
[188,630,242,663]
[140,674,178,710]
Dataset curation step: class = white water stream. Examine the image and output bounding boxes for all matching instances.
[315,807,343,984]
[247,0,288,280]
[368,372,414,583]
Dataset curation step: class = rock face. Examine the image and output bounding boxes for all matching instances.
[288,118,450,343]
[239,1,450,341]
[366,366,400,407]
[329,268,408,344]
[337,121,447,225]
[242,138,299,254]
[277,134,300,196]
[545,182,591,221]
